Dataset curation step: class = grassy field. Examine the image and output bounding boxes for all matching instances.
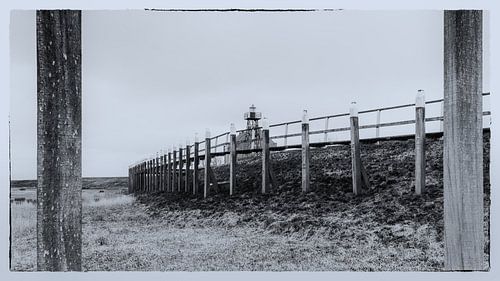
[10,186,444,271]
[9,134,490,271]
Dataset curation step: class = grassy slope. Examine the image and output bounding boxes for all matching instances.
[10,133,490,271]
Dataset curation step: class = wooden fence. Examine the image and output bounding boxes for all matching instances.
[127,91,491,198]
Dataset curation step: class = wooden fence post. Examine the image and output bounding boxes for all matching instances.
[204,130,211,198]
[262,118,270,194]
[36,10,82,270]
[147,159,151,193]
[167,151,172,192]
[415,90,426,195]
[376,110,381,138]
[350,102,362,195]
[230,123,237,196]
[139,163,142,194]
[444,10,483,270]
[154,155,158,192]
[193,134,200,195]
[162,153,166,191]
[185,143,191,193]
[172,148,177,193]
[301,111,310,192]
[178,146,183,192]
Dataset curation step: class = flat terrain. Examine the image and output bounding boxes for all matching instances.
[10,133,490,271]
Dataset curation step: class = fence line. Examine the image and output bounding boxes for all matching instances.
[128,91,491,197]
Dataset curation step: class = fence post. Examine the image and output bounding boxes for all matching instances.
[139,163,142,194]
[36,10,82,271]
[145,160,149,193]
[261,118,270,194]
[230,123,237,196]
[149,159,153,193]
[193,134,199,195]
[350,102,362,195]
[376,109,381,138]
[323,117,329,142]
[415,90,426,195]
[444,10,483,270]
[178,146,183,192]
[162,153,166,191]
[167,151,172,192]
[172,147,177,193]
[154,154,159,192]
[301,111,311,192]
[204,129,211,198]
[185,143,191,193]
[284,123,289,146]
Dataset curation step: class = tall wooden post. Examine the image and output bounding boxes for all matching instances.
[128,168,131,194]
[185,144,191,193]
[161,154,165,191]
[37,10,82,271]
[443,10,483,270]
[154,156,158,192]
[178,146,183,192]
[139,163,143,194]
[146,160,150,193]
[350,102,362,195]
[301,111,310,193]
[172,148,177,193]
[415,90,426,195]
[204,130,211,198]
[167,151,172,192]
[193,134,200,195]
[262,119,270,194]
[229,124,237,196]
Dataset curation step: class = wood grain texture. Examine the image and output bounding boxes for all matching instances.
[301,123,310,192]
[443,10,484,271]
[193,143,199,195]
[204,139,211,198]
[415,107,426,195]
[262,129,270,194]
[185,146,190,193]
[230,134,237,196]
[350,117,362,195]
[36,10,82,271]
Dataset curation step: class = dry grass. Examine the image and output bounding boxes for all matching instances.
[11,188,446,271]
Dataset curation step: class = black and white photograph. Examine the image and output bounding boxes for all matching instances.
[3,0,498,277]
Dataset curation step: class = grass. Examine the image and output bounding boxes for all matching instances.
[11,187,445,271]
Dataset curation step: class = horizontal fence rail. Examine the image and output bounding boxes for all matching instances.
[128,91,491,198]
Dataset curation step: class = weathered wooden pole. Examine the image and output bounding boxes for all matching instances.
[154,155,158,192]
[261,118,271,194]
[163,153,167,191]
[350,102,362,195]
[128,168,131,194]
[185,143,191,193]
[443,10,484,270]
[193,134,200,195]
[301,110,310,193]
[37,10,82,271]
[178,146,183,192]
[167,151,172,192]
[415,90,426,195]
[142,162,146,193]
[172,148,177,193]
[146,159,150,193]
[204,130,211,198]
[229,124,237,196]
[376,110,381,138]
[139,163,142,194]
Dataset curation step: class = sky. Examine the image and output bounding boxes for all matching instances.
[9,10,490,179]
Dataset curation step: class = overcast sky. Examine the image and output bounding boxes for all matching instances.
[10,10,490,179]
